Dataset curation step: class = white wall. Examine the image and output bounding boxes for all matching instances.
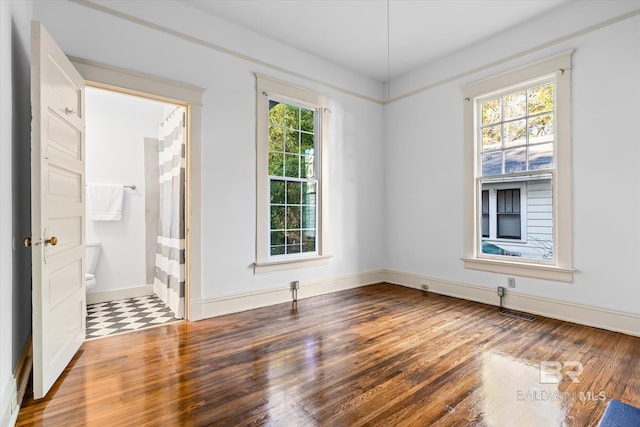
[32,0,640,321]
[85,87,168,294]
[385,4,640,315]
[1,1,32,425]
[33,0,386,305]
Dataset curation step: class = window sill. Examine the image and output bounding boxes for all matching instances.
[254,255,332,274]
[462,257,574,282]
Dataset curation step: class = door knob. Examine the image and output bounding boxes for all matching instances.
[23,237,31,247]
[45,236,58,246]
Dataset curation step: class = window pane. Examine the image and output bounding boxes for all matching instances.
[286,244,301,254]
[303,182,317,205]
[302,231,316,252]
[301,151,315,179]
[270,246,285,256]
[481,177,553,260]
[504,91,526,120]
[482,98,502,125]
[285,230,301,245]
[287,206,301,228]
[285,105,299,129]
[302,205,316,229]
[271,231,285,245]
[497,214,521,239]
[285,130,300,153]
[269,127,284,151]
[268,101,284,126]
[528,114,554,144]
[528,83,554,115]
[482,125,502,151]
[270,180,285,204]
[284,154,299,178]
[301,132,314,153]
[482,188,489,238]
[268,152,284,176]
[270,206,285,230]
[504,147,526,173]
[482,190,489,214]
[529,143,553,170]
[497,189,520,213]
[504,119,526,147]
[286,181,301,205]
[300,108,315,132]
[482,214,489,238]
[482,152,503,176]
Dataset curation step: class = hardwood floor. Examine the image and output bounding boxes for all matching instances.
[16,283,640,426]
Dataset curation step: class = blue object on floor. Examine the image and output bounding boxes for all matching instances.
[598,400,640,427]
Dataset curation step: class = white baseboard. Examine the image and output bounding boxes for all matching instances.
[200,270,386,319]
[1,339,32,427]
[194,268,640,338]
[0,375,17,427]
[384,270,640,337]
[86,285,153,305]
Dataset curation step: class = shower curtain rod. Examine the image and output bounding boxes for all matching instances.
[85,184,136,190]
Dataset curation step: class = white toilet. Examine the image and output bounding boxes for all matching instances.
[85,243,102,291]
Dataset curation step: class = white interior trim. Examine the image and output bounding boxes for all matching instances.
[69,57,203,321]
[200,270,385,318]
[69,0,640,105]
[388,8,640,103]
[384,270,640,338]
[69,0,382,104]
[0,374,17,427]
[195,268,640,338]
[87,285,154,305]
[1,339,31,427]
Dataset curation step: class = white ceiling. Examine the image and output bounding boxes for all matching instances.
[182,0,570,82]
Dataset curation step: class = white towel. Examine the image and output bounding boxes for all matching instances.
[87,183,124,221]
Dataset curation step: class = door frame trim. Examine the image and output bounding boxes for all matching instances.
[71,57,204,321]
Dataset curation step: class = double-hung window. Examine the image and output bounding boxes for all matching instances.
[463,52,574,282]
[255,75,330,272]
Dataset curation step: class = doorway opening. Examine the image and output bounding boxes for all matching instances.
[84,86,186,339]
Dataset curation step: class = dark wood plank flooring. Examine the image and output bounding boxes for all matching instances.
[16,283,640,426]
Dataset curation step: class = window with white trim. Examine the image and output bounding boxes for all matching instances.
[255,75,330,272]
[463,52,574,282]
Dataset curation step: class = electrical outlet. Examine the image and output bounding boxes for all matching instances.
[421,284,429,291]
[290,280,300,290]
[507,277,516,288]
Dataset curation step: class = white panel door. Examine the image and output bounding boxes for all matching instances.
[30,21,85,399]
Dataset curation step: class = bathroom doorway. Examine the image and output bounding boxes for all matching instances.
[84,86,186,339]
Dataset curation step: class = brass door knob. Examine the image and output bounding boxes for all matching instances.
[23,237,31,247]
[45,236,58,246]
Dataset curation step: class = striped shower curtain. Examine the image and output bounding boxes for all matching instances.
[153,107,186,319]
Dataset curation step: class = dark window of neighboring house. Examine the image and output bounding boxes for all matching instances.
[497,189,521,239]
[482,190,489,238]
